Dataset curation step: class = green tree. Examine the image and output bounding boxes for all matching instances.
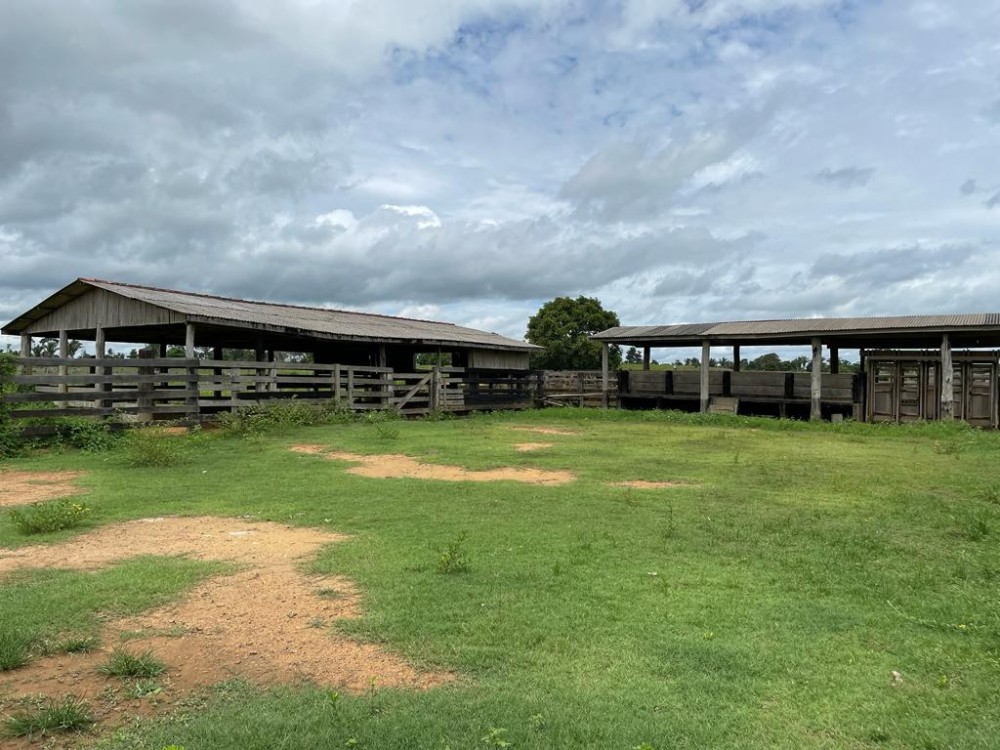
[624,347,642,365]
[526,296,621,370]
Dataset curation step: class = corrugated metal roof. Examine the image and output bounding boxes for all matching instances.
[593,313,1000,344]
[3,278,539,351]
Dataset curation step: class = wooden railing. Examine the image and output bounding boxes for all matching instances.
[1,358,541,423]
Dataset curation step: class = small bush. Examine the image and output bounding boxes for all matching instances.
[123,429,191,467]
[3,695,95,738]
[8,498,90,535]
[436,533,470,574]
[375,421,400,440]
[98,646,166,678]
[0,629,32,671]
[55,417,120,452]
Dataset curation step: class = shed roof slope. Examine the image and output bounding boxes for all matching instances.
[3,278,539,350]
[594,313,1000,346]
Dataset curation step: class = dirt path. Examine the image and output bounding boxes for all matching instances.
[0,471,85,507]
[291,445,575,485]
[0,517,449,749]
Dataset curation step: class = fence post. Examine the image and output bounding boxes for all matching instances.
[137,348,155,422]
[186,359,200,423]
[430,366,440,412]
[333,364,342,407]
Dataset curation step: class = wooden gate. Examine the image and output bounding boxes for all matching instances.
[867,351,999,426]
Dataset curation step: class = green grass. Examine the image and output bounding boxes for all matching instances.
[0,556,229,671]
[2,409,1000,749]
[3,695,95,738]
[99,646,167,678]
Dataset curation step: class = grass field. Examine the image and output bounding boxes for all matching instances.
[2,409,999,749]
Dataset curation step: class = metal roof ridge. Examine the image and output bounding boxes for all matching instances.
[81,277,480,331]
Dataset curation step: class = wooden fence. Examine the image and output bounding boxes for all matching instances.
[1,357,542,424]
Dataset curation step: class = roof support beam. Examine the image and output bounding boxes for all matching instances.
[642,346,650,371]
[829,345,839,375]
[733,345,741,372]
[601,342,610,409]
[185,323,196,358]
[700,340,710,413]
[810,337,822,421]
[941,334,954,419]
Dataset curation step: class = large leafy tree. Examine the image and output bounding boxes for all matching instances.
[526,296,621,370]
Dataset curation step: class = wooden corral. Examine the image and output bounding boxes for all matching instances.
[594,314,1000,425]
[2,357,541,429]
[1,278,542,427]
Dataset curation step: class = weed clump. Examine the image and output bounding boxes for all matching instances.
[99,646,166,678]
[3,695,95,738]
[0,629,32,671]
[122,428,191,467]
[436,533,470,574]
[8,498,90,535]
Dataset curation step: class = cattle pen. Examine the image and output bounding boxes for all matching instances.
[592,315,1000,427]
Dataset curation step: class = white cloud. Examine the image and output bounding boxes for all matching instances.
[2,0,1000,349]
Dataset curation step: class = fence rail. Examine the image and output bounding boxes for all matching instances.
[1,357,541,424]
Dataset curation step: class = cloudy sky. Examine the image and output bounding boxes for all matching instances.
[2,0,999,349]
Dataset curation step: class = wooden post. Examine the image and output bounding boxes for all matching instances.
[58,329,69,401]
[601,343,610,409]
[333,364,342,406]
[430,366,441,412]
[378,344,387,368]
[642,346,650,371]
[213,346,223,400]
[829,345,840,375]
[733,345,741,372]
[95,327,108,408]
[941,334,954,420]
[137,348,155,422]
[347,367,355,409]
[810,337,822,421]
[19,334,32,376]
[185,323,196,358]
[700,340,710,413]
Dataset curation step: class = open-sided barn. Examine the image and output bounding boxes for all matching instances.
[1,279,540,421]
[593,315,1000,426]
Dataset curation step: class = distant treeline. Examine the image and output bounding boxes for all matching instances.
[622,348,860,373]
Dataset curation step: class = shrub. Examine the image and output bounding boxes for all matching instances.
[54,417,120,452]
[3,695,95,738]
[436,533,470,574]
[122,428,191,467]
[8,499,90,535]
[98,646,166,678]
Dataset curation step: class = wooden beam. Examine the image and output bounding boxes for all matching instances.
[810,337,822,421]
[829,345,839,375]
[642,346,650,371]
[58,329,69,399]
[733,345,741,372]
[941,333,954,419]
[601,343,610,409]
[700,340,710,413]
[95,327,106,358]
[185,323,196,358]
[20,334,31,358]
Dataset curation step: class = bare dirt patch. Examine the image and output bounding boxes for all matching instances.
[0,471,85,508]
[291,445,575,486]
[508,426,579,436]
[608,480,690,489]
[513,442,554,453]
[0,517,449,749]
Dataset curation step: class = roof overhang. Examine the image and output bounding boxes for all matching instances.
[592,317,1000,350]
